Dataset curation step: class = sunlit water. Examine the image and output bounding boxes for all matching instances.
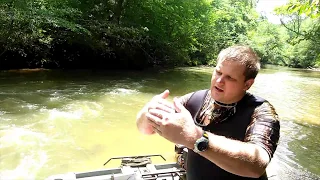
[0,67,319,180]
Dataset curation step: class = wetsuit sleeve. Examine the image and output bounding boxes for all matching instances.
[177,92,193,107]
[244,101,280,160]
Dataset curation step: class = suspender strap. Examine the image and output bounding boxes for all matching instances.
[186,89,209,120]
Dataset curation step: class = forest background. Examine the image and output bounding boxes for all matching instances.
[0,0,319,70]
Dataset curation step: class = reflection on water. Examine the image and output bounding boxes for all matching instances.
[268,121,320,180]
[252,69,320,126]
[0,67,319,179]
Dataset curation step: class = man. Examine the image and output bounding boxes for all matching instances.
[136,45,280,179]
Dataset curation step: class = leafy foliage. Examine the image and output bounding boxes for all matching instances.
[274,0,320,68]
[0,0,319,69]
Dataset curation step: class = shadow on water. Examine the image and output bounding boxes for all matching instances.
[0,68,213,100]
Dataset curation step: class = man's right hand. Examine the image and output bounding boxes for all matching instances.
[136,90,175,134]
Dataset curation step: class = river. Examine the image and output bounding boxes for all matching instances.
[0,66,319,180]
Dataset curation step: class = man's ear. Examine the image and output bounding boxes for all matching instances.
[244,79,254,90]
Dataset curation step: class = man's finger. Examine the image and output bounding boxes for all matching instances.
[173,97,184,113]
[148,101,174,113]
[158,99,175,113]
[149,120,160,130]
[146,112,162,125]
[159,89,170,99]
[153,127,162,135]
[148,109,167,120]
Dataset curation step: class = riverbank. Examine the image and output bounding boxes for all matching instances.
[2,65,320,73]
[307,67,320,71]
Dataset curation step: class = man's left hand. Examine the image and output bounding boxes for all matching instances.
[146,97,202,148]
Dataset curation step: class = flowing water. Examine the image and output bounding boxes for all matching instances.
[0,66,319,180]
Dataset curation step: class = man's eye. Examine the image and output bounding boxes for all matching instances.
[226,76,234,81]
[216,71,222,75]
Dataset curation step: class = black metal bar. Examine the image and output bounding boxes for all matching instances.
[103,154,166,166]
[141,169,186,177]
[142,170,186,180]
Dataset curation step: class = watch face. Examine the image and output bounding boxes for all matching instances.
[197,139,209,151]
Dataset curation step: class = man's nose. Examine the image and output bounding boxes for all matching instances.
[216,76,224,83]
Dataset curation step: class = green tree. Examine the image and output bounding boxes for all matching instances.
[0,0,88,68]
[275,0,320,68]
[0,0,270,69]
[246,20,289,66]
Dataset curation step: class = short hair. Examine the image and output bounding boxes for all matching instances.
[217,45,260,81]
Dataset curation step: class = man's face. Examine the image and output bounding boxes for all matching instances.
[210,60,253,104]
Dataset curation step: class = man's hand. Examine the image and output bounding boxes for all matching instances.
[136,90,175,134]
[146,97,202,148]
[147,90,175,114]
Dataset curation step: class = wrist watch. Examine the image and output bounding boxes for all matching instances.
[193,130,209,153]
